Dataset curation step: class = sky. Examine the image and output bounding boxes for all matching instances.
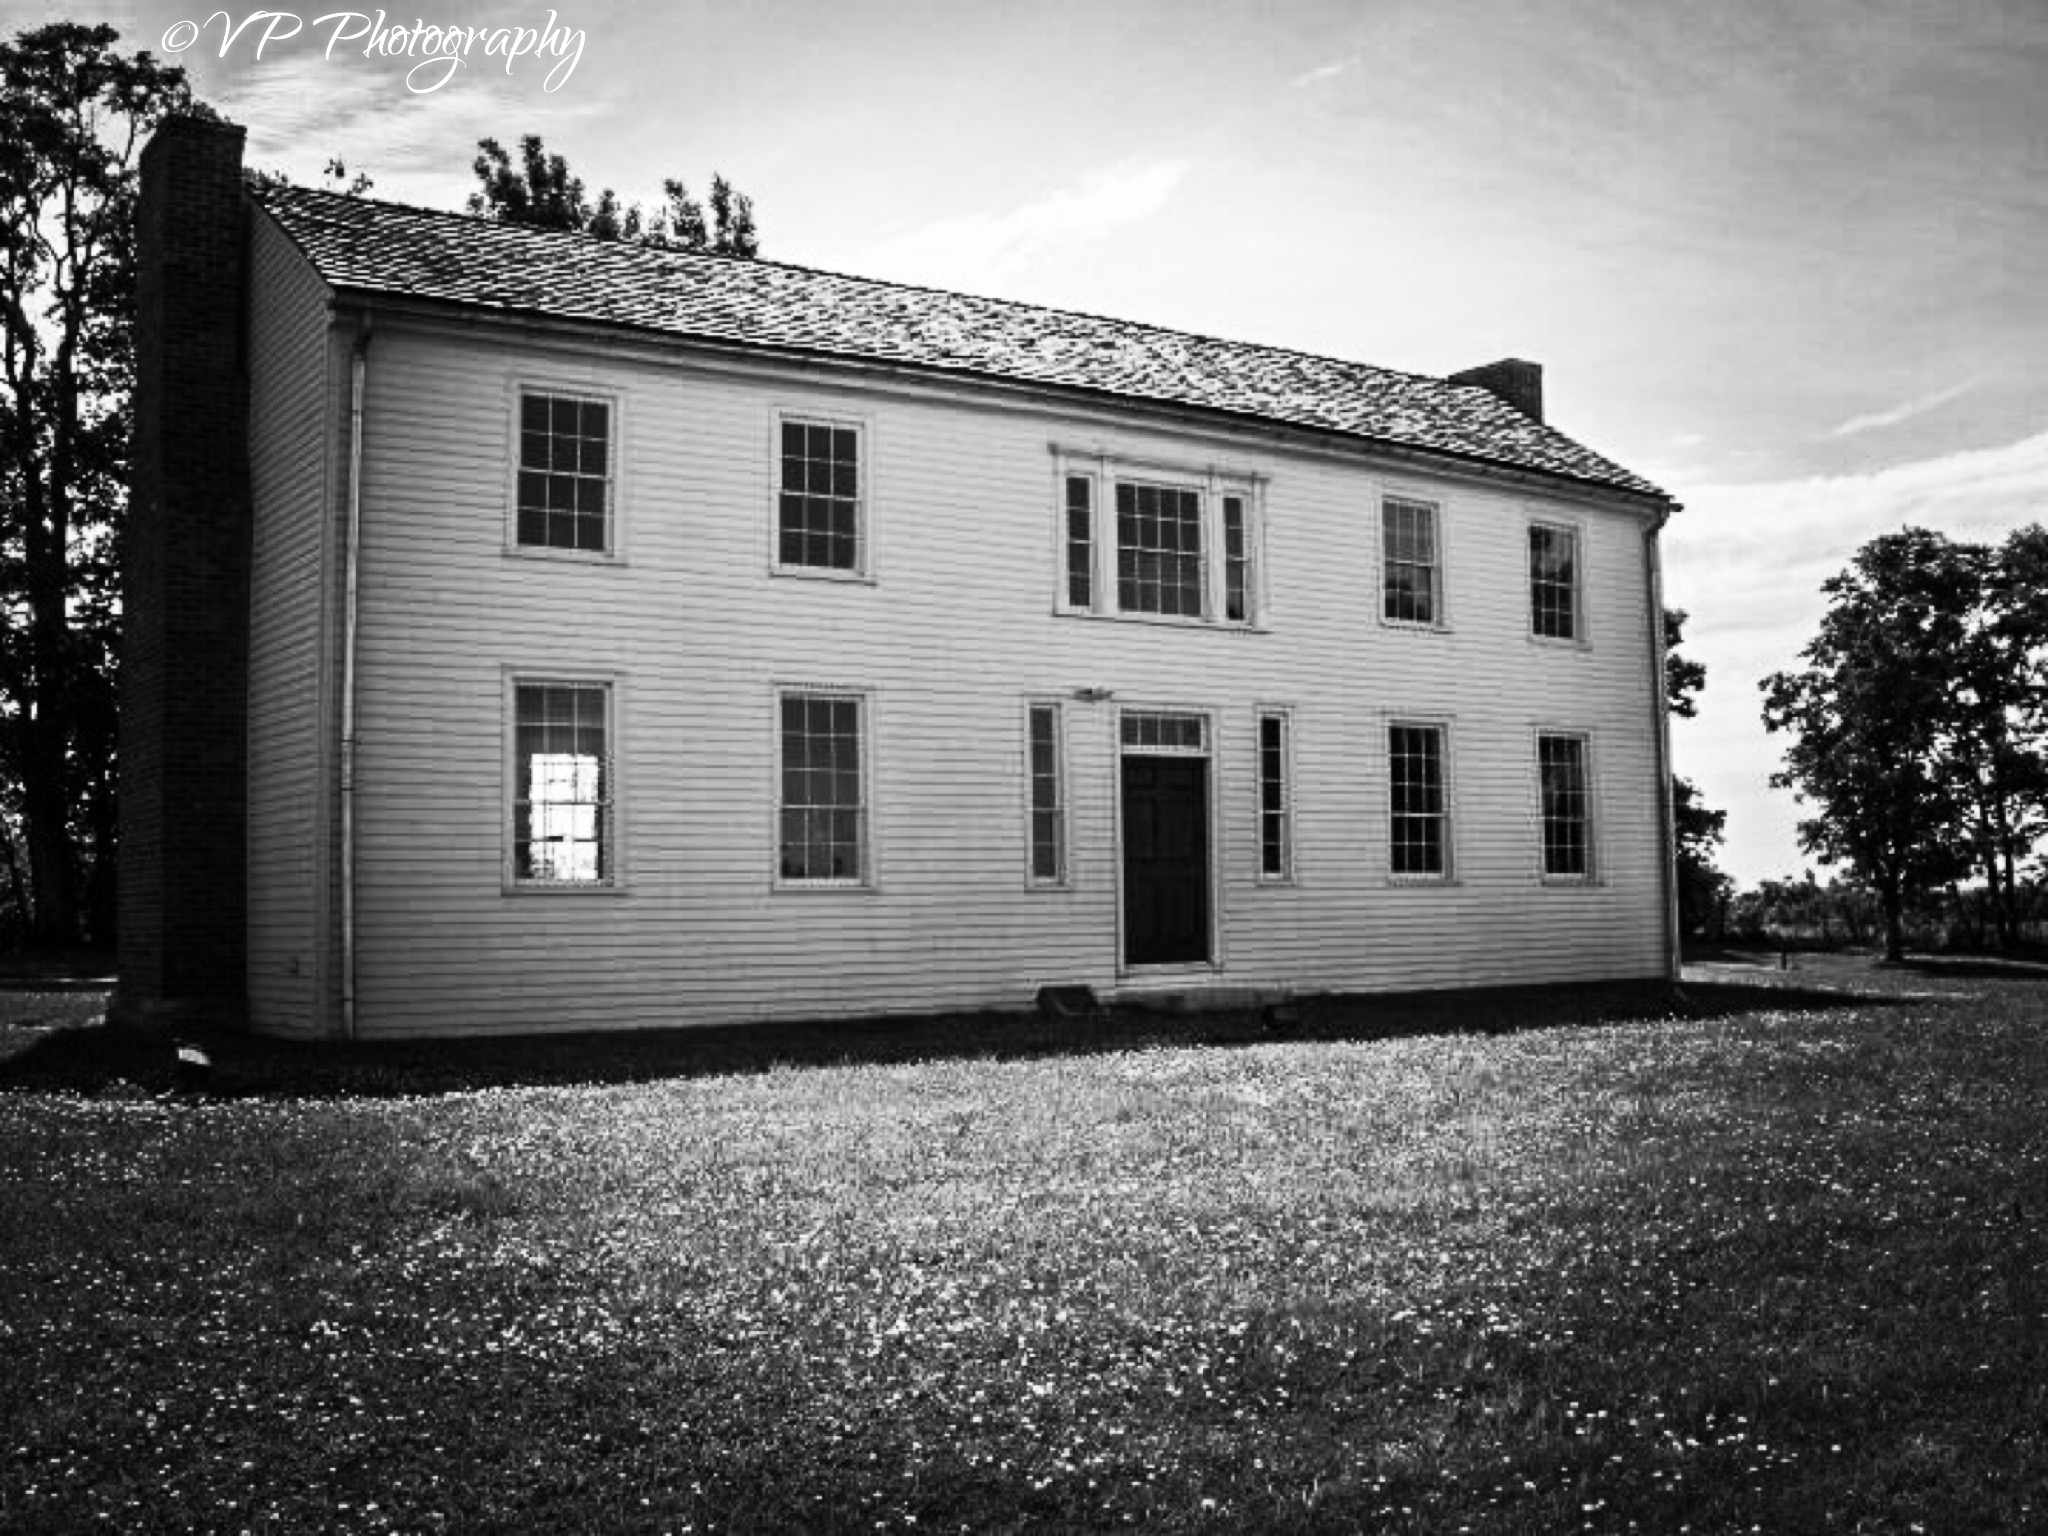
[18,0,2048,887]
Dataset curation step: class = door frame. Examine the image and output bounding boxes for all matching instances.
[1114,704,1221,977]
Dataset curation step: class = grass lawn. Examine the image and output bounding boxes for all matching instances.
[1,956,2043,1532]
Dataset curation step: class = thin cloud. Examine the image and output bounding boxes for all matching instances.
[1828,378,1979,439]
[1289,58,1355,88]
[858,160,1188,292]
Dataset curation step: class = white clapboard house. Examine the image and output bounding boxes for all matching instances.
[115,118,1680,1039]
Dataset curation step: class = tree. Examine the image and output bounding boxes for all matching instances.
[1761,528,1978,961]
[0,22,195,945]
[1664,608,1732,937]
[468,135,759,257]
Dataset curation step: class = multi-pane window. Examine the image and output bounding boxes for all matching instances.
[1258,711,1291,881]
[1223,495,1250,622]
[1539,733,1592,878]
[517,393,610,552]
[779,692,865,881]
[512,682,610,883]
[1529,523,1580,640]
[1121,711,1207,752]
[1056,457,1256,625]
[778,418,862,572]
[1389,723,1448,877]
[1064,476,1094,609]
[1382,496,1441,624]
[1117,482,1205,617]
[1027,703,1065,884]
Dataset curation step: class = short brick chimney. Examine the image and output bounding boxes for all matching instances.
[112,116,253,1031]
[1449,358,1544,424]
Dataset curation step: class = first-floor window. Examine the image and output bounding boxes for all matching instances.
[512,681,611,883]
[780,691,866,882]
[1027,703,1065,884]
[1389,722,1448,877]
[1258,710,1291,880]
[1539,733,1592,877]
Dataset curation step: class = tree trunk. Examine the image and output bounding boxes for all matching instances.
[1881,876,1906,964]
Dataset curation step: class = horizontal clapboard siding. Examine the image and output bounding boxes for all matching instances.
[244,216,336,1037]
[344,323,1665,1037]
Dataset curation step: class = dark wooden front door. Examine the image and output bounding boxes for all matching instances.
[1122,756,1210,965]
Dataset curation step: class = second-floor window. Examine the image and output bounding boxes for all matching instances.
[1382,495,1441,625]
[1057,454,1258,625]
[778,417,863,574]
[517,392,611,553]
[1529,523,1581,640]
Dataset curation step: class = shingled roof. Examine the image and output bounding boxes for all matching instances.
[255,183,1670,505]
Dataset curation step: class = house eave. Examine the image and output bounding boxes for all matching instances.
[323,283,1680,519]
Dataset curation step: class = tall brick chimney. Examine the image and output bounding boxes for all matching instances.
[1449,358,1544,424]
[112,116,252,1031]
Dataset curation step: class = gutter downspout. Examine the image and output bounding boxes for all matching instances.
[340,320,371,1039]
[1645,508,1682,990]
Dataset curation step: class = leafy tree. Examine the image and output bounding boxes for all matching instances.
[468,134,759,257]
[1761,528,1978,961]
[0,22,194,945]
[1664,608,1732,936]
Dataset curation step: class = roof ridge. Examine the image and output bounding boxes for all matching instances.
[254,181,1464,396]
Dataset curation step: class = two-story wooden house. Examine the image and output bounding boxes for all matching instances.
[115,117,1680,1039]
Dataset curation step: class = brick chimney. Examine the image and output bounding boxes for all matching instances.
[112,116,253,1031]
[1449,358,1544,424]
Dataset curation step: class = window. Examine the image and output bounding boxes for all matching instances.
[779,691,866,882]
[1382,496,1441,625]
[1388,723,1448,878]
[1121,711,1207,752]
[1223,495,1251,622]
[1257,710,1291,881]
[1529,523,1580,640]
[1539,733,1593,878]
[1027,703,1065,884]
[1065,476,1094,609]
[517,392,611,552]
[778,417,862,573]
[1117,482,1205,617]
[511,681,611,884]
[1053,451,1258,625]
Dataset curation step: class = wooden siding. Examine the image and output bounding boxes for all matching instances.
[244,214,335,1036]
[342,323,1668,1037]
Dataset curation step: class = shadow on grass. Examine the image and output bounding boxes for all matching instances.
[1898,955,2048,983]
[0,974,1900,1102]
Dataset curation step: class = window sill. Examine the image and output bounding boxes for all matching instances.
[772,564,876,586]
[1054,608,1267,635]
[1526,632,1592,652]
[504,545,624,566]
[1539,874,1603,888]
[1385,875,1461,889]
[772,878,879,893]
[1380,617,1454,635]
[503,881,628,896]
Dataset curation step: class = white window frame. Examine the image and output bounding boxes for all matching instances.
[1380,491,1447,629]
[503,671,621,893]
[1385,716,1456,884]
[1255,706,1294,885]
[1051,447,1263,627]
[506,381,623,562]
[771,409,871,582]
[773,684,874,889]
[1536,729,1598,883]
[1023,699,1068,889]
[1527,517,1587,644]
